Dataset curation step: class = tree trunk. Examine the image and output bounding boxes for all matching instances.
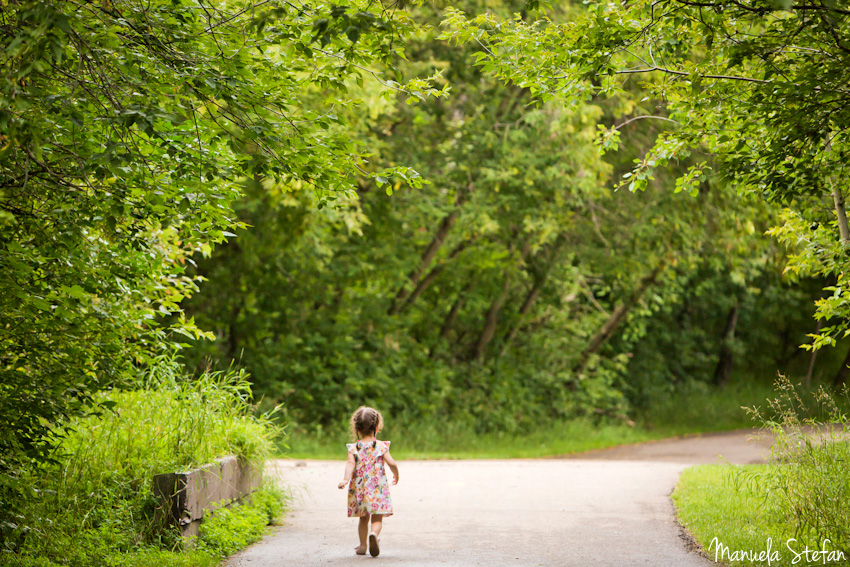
[388,184,470,315]
[713,303,739,387]
[826,137,850,246]
[500,284,543,353]
[573,258,667,374]
[805,318,824,388]
[833,343,850,388]
[439,289,468,340]
[832,184,850,246]
[434,280,473,360]
[397,240,472,313]
[227,298,244,361]
[500,235,567,356]
[471,238,532,361]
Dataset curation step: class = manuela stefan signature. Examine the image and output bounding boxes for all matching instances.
[708,537,846,565]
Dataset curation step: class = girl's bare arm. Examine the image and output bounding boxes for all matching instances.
[338,452,356,489]
[384,451,399,485]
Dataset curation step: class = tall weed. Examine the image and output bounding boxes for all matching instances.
[744,375,850,554]
[4,356,284,565]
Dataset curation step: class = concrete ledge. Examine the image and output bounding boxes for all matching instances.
[153,455,262,537]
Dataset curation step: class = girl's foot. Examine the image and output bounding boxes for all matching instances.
[368,532,380,557]
[354,544,367,555]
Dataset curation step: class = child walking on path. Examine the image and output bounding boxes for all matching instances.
[338,406,399,557]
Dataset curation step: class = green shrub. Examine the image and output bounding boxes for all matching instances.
[197,485,287,558]
[249,484,288,524]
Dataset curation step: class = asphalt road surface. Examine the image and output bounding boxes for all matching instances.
[224,428,772,566]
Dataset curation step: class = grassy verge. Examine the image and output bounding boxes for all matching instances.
[673,465,791,566]
[2,364,287,567]
[672,464,848,566]
[284,417,670,460]
[672,378,850,567]
[10,486,287,567]
[280,380,782,460]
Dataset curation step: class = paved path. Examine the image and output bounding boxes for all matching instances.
[225,428,772,566]
[561,427,773,464]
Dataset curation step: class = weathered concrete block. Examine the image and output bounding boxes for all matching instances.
[153,455,262,537]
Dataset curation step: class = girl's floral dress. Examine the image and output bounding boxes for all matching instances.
[346,439,393,517]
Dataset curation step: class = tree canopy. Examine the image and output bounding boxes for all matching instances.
[442,0,850,347]
[0,0,442,534]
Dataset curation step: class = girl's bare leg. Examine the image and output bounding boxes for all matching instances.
[355,514,370,553]
[370,514,383,537]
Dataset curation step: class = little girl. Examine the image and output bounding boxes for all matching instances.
[337,406,399,557]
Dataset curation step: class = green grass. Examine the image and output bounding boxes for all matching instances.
[280,380,786,460]
[283,417,675,460]
[13,548,222,567]
[673,465,792,566]
[673,464,847,566]
[635,379,784,433]
[672,378,850,566]
[9,485,286,567]
[3,363,286,567]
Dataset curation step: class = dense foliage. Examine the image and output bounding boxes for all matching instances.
[178,1,834,436]
[0,0,437,538]
[442,0,850,347]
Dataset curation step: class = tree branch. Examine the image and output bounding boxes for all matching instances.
[615,66,771,84]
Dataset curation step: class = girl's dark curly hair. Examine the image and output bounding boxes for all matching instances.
[349,406,384,440]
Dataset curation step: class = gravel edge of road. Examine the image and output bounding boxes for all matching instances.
[670,482,714,563]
